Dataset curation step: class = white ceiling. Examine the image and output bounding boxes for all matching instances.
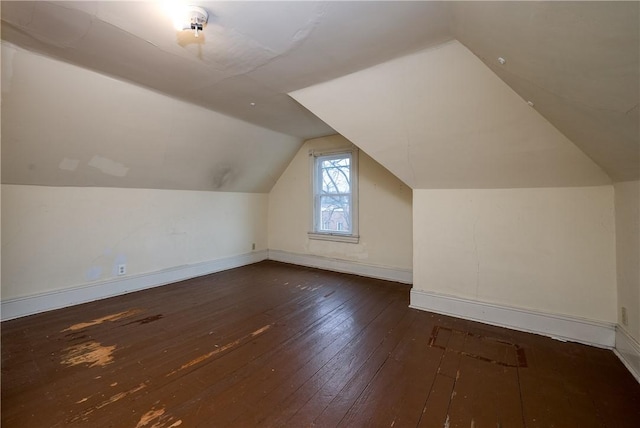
[1,1,638,185]
[1,1,452,139]
[451,1,639,182]
[1,42,302,192]
[292,40,612,189]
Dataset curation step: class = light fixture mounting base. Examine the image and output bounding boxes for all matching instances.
[187,6,208,28]
[176,5,208,36]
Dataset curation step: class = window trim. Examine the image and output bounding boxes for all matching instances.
[308,146,359,244]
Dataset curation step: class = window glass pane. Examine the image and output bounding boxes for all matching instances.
[320,195,351,233]
[320,157,350,194]
[311,150,357,238]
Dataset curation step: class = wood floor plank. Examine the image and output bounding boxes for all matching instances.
[308,310,417,427]
[335,311,443,428]
[172,279,397,425]
[2,261,640,427]
[59,278,365,426]
[265,296,411,427]
[3,280,350,424]
[418,373,456,428]
[445,354,524,428]
[228,286,405,426]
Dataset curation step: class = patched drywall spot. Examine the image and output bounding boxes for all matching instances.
[59,157,80,171]
[88,155,129,177]
[85,266,103,281]
[61,341,116,368]
[1,43,16,93]
[63,309,143,332]
[177,30,206,48]
[211,164,236,189]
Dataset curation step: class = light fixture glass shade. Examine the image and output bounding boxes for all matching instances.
[164,3,208,33]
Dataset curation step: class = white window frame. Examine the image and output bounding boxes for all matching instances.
[308,147,359,244]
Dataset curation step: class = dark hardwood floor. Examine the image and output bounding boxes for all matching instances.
[2,261,639,427]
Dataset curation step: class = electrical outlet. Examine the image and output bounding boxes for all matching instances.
[621,307,628,326]
[252,243,256,250]
[117,264,127,276]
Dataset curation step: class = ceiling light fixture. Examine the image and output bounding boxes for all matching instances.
[169,5,209,37]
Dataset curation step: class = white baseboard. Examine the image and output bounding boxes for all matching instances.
[267,249,412,284]
[1,250,268,321]
[410,289,615,348]
[614,326,640,383]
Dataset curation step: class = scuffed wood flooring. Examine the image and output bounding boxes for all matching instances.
[2,261,639,427]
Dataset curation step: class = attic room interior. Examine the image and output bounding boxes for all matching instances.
[1,0,639,426]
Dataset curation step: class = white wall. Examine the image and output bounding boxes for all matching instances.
[615,181,640,341]
[268,135,412,276]
[1,185,267,300]
[413,186,617,323]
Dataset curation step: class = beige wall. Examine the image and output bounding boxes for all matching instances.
[1,185,267,300]
[288,36,623,333]
[413,186,617,323]
[268,135,412,271]
[615,181,640,341]
[0,40,627,340]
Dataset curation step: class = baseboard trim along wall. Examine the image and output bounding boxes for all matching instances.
[267,249,413,285]
[410,289,616,349]
[1,250,268,321]
[614,326,640,383]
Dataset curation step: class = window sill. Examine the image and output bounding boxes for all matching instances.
[308,232,360,244]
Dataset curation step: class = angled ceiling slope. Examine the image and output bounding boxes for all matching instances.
[1,1,638,189]
[452,1,639,183]
[292,1,638,186]
[1,42,301,193]
[291,40,611,189]
[0,1,453,138]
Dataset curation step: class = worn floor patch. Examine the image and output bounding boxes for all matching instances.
[429,325,527,368]
[93,383,147,411]
[168,324,273,376]
[125,314,163,326]
[61,341,117,368]
[135,407,182,428]
[70,383,147,423]
[62,309,143,332]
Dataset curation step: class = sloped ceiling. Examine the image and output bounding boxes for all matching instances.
[2,42,301,192]
[451,1,639,182]
[291,40,611,189]
[1,1,638,191]
[0,1,452,138]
